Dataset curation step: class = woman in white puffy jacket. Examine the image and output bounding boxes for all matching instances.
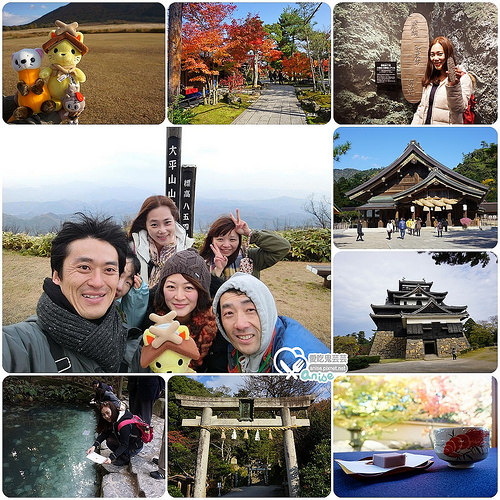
[412,36,473,125]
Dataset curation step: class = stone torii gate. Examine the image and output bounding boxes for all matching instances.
[176,394,316,497]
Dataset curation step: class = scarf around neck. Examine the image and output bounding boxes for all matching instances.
[36,278,127,371]
[148,235,176,288]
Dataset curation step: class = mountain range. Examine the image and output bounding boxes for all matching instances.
[3,196,316,235]
[8,3,164,28]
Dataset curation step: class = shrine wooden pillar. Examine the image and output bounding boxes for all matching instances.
[426,210,431,227]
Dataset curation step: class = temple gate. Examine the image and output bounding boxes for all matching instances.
[176,394,315,497]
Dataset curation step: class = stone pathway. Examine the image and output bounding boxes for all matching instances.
[231,84,307,125]
[98,403,165,498]
[333,226,497,249]
[225,484,285,497]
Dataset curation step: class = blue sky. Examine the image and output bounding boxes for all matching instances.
[3,1,331,28]
[333,251,498,338]
[334,127,497,172]
[230,2,331,30]
[2,2,68,26]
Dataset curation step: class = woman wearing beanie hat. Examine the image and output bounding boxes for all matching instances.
[145,249,219,372]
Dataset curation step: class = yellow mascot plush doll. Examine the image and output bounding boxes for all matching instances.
[40,20,89,111]
[140,312,200,373]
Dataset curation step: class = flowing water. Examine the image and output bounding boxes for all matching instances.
[3,404,99,497]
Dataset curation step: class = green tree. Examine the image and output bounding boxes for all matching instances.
[468,323,495,348]
[275,7,303,58]
[333,131,351,162]
[463,317,497,348]
[427,251,494,268]
[454,142,497,202]
[300,439,331,497]
[238,375,318,398]
[356,330,371,346]
[333,335,359,358]
[334,376,419,438]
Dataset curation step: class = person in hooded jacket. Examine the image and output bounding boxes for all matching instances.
[212,273,329,373]
[86,402,143,466]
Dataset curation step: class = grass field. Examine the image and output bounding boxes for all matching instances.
[189,94,260,125]
[2,251,331,347]
[3,25,165,124]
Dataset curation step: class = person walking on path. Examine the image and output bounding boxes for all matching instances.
[452,347,457,360]
[356,221,364,241]
[386,220,393,240]
[415,218,422,236]
[398,218,406,239]
[437,220,444,237]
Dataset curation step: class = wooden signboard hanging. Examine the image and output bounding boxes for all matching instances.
[401,13,429,103]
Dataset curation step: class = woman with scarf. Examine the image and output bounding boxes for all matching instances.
[128,195,194,289]
[198,209,290,282]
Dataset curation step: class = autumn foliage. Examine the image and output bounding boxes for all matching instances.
[181,3,282,90]
[181,3,236,83]
[282,52,312,79]
[168,430,192,447]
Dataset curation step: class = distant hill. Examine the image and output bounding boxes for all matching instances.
[334,167,382,182]
[3,196,317,235]
[10,3,164,28]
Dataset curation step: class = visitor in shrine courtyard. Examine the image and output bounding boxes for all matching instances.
[213,272,329,373]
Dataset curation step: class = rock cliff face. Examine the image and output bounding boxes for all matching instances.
[334,2,497,124]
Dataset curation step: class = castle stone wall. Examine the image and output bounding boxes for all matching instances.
[370,331,406,359]
[437,336,471,357]
[406,339,425,359]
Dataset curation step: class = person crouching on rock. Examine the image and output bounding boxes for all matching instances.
[86,402,143,465]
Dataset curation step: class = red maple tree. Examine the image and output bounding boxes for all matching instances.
[181,3,237,103]
[281,51,312,80]
[227,14,282,87]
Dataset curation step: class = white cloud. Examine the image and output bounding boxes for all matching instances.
[2,125,331,202]
[3,11,34,25]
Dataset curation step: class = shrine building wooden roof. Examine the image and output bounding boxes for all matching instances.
[346,140,489,204]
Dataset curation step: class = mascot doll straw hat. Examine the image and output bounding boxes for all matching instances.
[42,20,89,56]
